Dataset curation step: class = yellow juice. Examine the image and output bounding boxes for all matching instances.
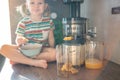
[85,58,103,69]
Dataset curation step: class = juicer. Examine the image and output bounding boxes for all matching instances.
[56,0,90,77]
[62,0,87,67]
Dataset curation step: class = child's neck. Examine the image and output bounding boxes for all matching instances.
[30,15,43,22]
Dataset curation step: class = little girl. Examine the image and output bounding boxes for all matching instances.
[0,0,56,69]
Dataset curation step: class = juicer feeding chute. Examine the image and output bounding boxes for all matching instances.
[63,0,84,18]
[62,0,87,44]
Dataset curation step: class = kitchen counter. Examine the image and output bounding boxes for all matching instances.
[0,59,120,80]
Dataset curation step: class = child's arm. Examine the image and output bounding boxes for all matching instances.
[48,29,55,48]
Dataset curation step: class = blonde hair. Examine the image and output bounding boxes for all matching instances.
[16,2,50,17]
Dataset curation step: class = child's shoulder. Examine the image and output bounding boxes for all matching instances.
[20,17,30,22]
[19,17,32,24]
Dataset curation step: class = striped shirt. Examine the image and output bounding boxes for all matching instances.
[15,17,55,46]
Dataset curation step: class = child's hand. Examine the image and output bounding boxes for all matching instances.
[16,37,29,46]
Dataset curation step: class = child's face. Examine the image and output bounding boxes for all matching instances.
[26,0,47,16]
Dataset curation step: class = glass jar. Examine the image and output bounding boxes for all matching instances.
[56,44,66,78]
[56,43,84,78]
[85,41,104,69]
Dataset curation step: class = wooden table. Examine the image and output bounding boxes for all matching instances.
[0,59,120,80]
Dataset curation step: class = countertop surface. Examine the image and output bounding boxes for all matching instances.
[0,59,120,80]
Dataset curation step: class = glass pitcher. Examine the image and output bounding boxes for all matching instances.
[85,41,104,69]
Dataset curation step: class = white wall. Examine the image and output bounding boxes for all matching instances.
[0,0,11,47]
[81,0,120,64]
